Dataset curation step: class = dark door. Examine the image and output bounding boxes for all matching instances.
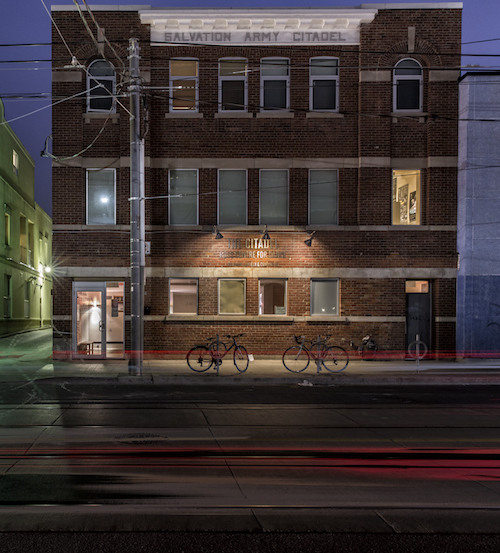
[406,280,431,353]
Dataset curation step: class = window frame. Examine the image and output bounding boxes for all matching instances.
[4,205,11,247]
[393,58,423,113]
[259,169,289,226]
[168,169,199,226]
[169,58,199,112]
[169,278,198,315]
[12,150,19,176]
[219,57,248,112]
[259,278,287,316]
[308,169,339,225]
[392,169,421,226]
[218,278,246,315]
[309,56,339,112]
[86,168,116,225]
[310,278,339,317]
[260,57,290,111]
[218,169,248,225]
[87,59,116,113]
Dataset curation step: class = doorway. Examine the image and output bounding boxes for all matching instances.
[406,280,431,354]
[72,281,125,358]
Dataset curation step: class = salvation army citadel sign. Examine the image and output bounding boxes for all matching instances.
[140,9,378,46]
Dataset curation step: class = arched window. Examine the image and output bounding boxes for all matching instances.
[87,59,116,113]
[393,58,423,112]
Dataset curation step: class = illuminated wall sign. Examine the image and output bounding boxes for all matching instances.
[141,9,378,46]
[219,236,285,259]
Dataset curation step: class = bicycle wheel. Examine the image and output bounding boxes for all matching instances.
[321,345,349,372]
[209,340,227,365]
[186,346,213,372]
[233,345,249,373]
[283,345,310,373]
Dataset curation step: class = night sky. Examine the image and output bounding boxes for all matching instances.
[1,0,498,217]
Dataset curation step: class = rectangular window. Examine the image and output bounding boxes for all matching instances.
[259,278,286,315]
[4,205,11,247]
[12,150,19,176]
[20,214,27,264]
[309,170,338,225]
[87,169,116,225]
[169,169,198,225]
[392,169,421,225]
[261,58,290,110]
[219,278,246,315]
[4,274,11,319]
[260,170,288,225]
[310,57,339,111]
[24,281,30,319]
[169,278,198,315]
[311,279,339,316]
[170,59,199,111]
[218,170,247,225]
[219,58,247,111]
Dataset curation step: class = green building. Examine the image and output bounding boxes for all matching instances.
[0,99,52,336]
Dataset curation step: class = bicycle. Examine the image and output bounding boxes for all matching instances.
[186,333,249,373]
[282,335,349,373]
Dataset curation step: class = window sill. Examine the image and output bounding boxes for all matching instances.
[256,112,294,118]
[148,314,295,322]
[215,112,253,118]
[84,113,119,123]
[165,112,203,119]
[306,112,344,118]
[391,111,427,122]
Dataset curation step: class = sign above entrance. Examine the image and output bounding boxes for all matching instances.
[141,9,378,46]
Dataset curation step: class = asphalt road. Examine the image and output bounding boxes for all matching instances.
[2,381,500,534]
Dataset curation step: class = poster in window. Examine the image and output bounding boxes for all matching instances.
[111,298,118,317]
[409,190,417,223]
[398,184,408,224]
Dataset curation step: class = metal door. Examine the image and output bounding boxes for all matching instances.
[406,280,431,353]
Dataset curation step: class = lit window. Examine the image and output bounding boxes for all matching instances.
[259,279,286,315]
[170,59,199,111]
[393,58,423,112]
[169,169,198,225]
[87,59,115,112]
[309,170,338,225]
[169,279,198,314]
[219,58,247,111]
[260,170,288,225]
[392,169,421,225]
[218,170,247,225]
[310,57,339,112]
[311,279,339,316]
[87,169,116,225]
[219,278,246,315]
[261,58,290,110]
[12,150,19,176]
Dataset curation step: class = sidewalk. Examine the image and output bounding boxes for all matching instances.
[10,355,500,385]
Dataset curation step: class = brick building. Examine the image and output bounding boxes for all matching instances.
[51,3,461,360]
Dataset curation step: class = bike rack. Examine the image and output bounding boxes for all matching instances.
[316,335,322,373]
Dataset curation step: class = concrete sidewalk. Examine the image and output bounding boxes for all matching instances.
[9,355,500,385]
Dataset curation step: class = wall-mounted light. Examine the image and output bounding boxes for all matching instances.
[213,225,224,240]
[262,225,270,240]
[304,230,317,247]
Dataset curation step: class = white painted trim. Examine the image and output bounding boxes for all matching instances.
[362,3,462,9]
[56,266,457,280]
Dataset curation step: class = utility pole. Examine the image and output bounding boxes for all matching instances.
[129,37,143,375]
